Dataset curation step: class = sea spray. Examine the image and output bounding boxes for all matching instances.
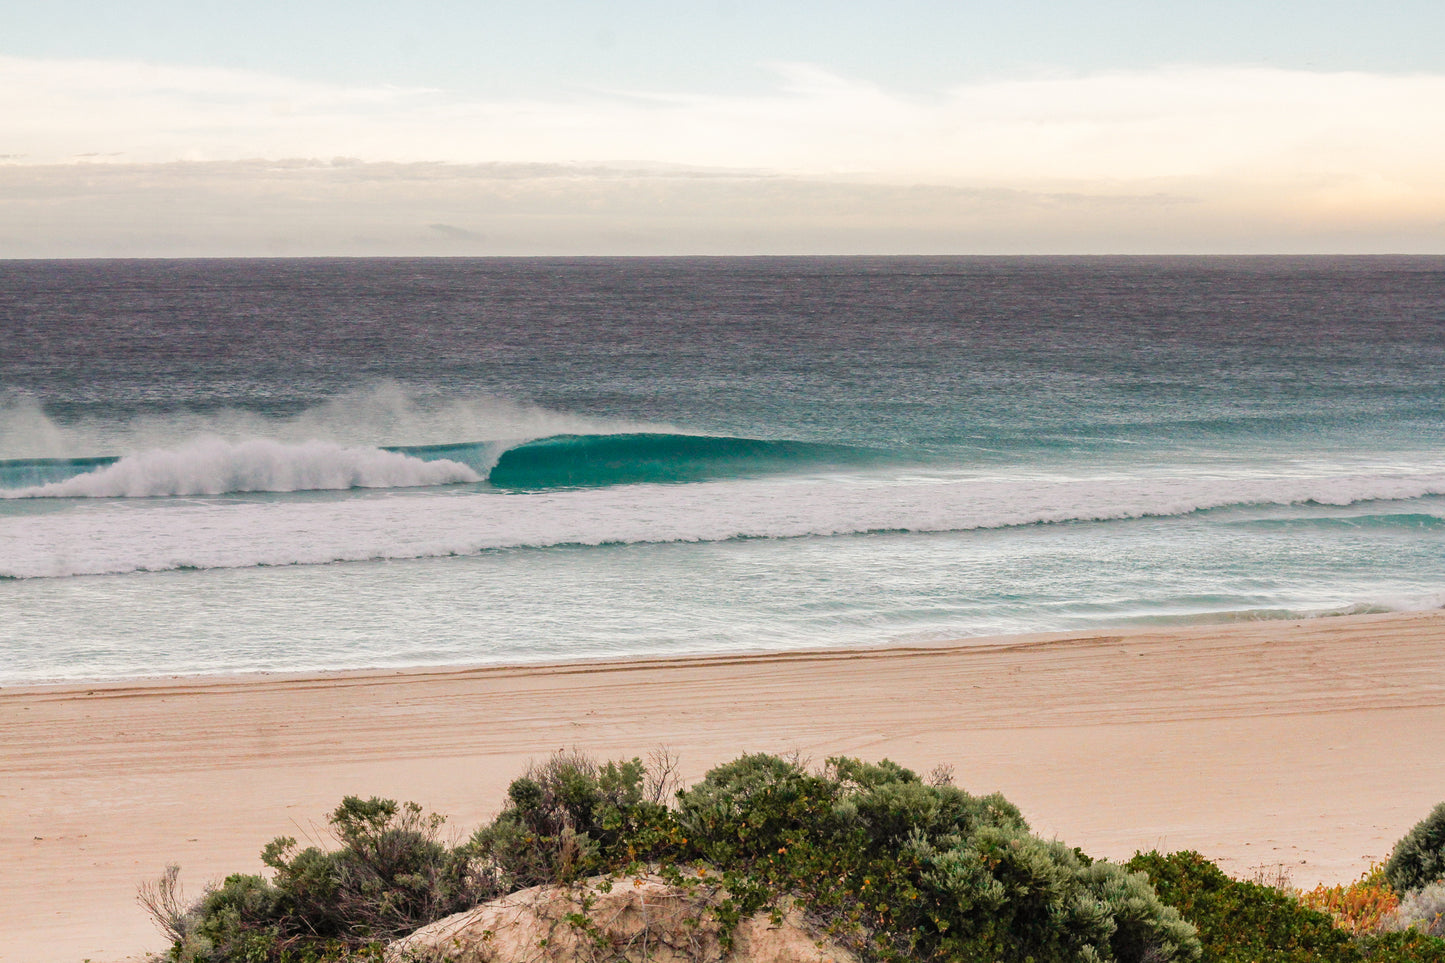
[0,384,670,461]
[1,438,481,498]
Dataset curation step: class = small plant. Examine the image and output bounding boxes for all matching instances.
[137,864,189,946]
[1387,804,1445,896]
[1246,863,1295,892]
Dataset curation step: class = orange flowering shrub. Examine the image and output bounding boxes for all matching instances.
[1297,864,1400,935]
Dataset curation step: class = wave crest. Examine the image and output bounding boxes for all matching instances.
[2,431,887,497]
[2,438,481,498]
[484,433,884,488]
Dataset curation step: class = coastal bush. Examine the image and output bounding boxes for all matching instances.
[1387,804,1445,896]
[148,752,1202,963]
[1390,881,1445,937]
[1356,929,1445,962]
[465,751,677,890]
[668,753,1198,962]
[158,873,285,963]
[910,826,1199,962]
[150,797,479,962]
[827,754,1027,845]
[1126,851,1445,963]
[261,796,479,940]
[1127,850,1356,961]
[674,752,839,867]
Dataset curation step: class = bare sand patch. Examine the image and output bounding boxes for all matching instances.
[3,610,1442,962]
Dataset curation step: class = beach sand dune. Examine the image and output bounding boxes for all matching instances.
[3,610,1444,962]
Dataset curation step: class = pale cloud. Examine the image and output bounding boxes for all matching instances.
[0,57,437,163]
[2,159,1436,258]
[5,55,1444,183]
[2,55,1443,254]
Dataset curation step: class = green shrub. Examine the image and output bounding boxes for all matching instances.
[261,796,477,941]
[157,797,478,962]
[671,753,1198,963]
[1128,851,1445,963]
[829,754,1027,848]
[147,753,1203,963]
[675,753,839,867]
[1390,881,1445,938]
[1356,928,1445,961]
[1387,804,1445,896]
[1129,850,1357,962]
[465,751,676,890]
[912,827,1198,962]
[161,873,285,963]
[1089,858,1207,963]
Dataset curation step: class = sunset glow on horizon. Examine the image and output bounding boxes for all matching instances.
[3,1,1443,255]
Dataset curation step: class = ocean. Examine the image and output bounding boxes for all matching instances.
[2,256,1443,684]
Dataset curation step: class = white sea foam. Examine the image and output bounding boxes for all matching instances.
[4,465,1444,578]
[1348,587,1445,614]
[1,438,480,498]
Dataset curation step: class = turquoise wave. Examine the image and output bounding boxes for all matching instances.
[0,455,120,489]
[0,433,891,495]
[401,433,891,489]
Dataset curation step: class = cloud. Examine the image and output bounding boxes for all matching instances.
[4,56,1444,183]
[1,158,1436,258]
[427,223,486,241]
[2,56,1443,254]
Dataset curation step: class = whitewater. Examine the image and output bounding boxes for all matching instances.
[2,256,1443,683]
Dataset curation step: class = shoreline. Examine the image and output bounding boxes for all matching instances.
[4,609,1444,961]
[0,601,1430,692]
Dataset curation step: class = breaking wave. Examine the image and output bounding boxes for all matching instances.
[1,432,888,498]
[482,433,883,488]
[0,439,480,498]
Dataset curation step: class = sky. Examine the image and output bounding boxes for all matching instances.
[3,0,1444,256]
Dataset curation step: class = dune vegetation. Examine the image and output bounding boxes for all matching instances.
[139,752,1445,963]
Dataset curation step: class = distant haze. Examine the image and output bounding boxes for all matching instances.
[2,1,1443,255]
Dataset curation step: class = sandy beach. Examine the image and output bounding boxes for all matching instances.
[4,609,1444,962]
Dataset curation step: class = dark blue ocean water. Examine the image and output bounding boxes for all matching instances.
[2,256,1443,682]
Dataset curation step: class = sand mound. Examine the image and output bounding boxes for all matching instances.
[386,872,859,963]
